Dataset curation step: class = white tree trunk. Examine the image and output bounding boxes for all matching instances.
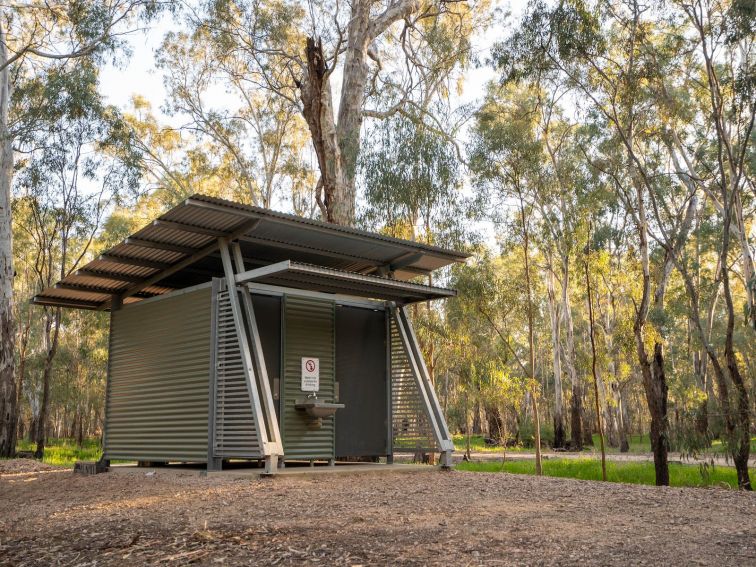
[546,266,565,447]
[0,22,16,457]
[560,255,582,448]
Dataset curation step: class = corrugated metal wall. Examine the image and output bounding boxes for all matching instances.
[389,315,438,452]
[213,289,263,458]
[282,295,336,459]
[105,287,212,462]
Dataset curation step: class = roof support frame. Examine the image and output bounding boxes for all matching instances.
[152,219,227,237]
[218,238,281,473]
[98,218,261,310]
[75,269,143,284]
[125,237,198,255]
[32,297,102,310]
[99,254,171,270]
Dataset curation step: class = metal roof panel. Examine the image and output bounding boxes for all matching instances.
[33,195,468,310]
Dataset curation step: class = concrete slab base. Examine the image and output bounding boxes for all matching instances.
[107,462,437,479]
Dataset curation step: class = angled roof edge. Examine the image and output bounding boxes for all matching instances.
[32,194,469,310]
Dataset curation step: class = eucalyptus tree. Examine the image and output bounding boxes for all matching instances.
[0,1,161,457]
[470,84,549,470]
[157,20,314,209]
[644,0,754,489]
[358,112,465,245]
[181,0,479,225]
[448,254,537,451]
[13,63,140,457]
[493,0,701,485]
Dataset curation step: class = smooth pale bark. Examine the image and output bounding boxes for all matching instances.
[584,240,607,481]
[0,21,16,458]
[298,0,420,225]
[519,194,541,474]
[546,267,566,448]
[560,256,582,450]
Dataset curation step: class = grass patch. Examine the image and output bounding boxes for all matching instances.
[15,437,103,466]
[457,458,754,489]
[452,433,654,453]
[592,433,651,453]
[452,434,533,453]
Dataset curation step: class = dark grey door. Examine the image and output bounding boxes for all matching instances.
[335,306,388,458]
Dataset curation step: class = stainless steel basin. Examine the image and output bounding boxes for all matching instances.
[294,399,345,418]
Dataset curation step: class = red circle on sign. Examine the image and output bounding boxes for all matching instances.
[305,360,316,372]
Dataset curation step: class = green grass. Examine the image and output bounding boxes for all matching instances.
[452,434,534,453]
[15,437,103,466]
[592,433,651,453]
[457,458,755,489]
[455,433,756,457]
[452,433,653,454]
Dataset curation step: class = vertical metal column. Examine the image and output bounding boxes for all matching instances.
[218,238,280,474]
[391,304,455,468]
[231,242,284,463]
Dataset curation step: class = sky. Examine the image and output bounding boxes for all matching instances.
[99,1,525,114]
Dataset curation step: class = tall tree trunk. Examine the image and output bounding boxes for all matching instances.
[297,1,421,225]
[34,308,61,459]
[720,198,751,489]
[519,193,541,474]
[298,38,347,224]
[613,382,630,452]
[560,256,582,450]
[0,22,16,459]
[584,235,607,481]
[547,267,566,448]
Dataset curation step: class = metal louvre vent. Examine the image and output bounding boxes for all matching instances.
[389,315,438,452]
[214,290,263,458]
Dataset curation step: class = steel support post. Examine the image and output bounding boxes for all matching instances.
[391,304,455,467]
[231,243,284,457]
[219,238,278,473]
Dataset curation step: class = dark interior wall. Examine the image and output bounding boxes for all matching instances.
[251,294,282,416]
[335,306,388,458]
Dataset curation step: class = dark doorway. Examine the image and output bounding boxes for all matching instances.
[335,306,388,458]
[251,293,281,417]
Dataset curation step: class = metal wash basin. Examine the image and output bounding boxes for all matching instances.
[294,398,345,418]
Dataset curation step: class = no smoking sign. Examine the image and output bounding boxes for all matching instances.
[301,357,320,392]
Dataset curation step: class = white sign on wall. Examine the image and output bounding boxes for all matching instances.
[301,357,320,392]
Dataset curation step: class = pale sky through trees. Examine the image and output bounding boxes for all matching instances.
[97,0,522,222]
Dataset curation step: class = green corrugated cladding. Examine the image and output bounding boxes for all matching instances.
[105,288,212,462]
[282,295,336,459]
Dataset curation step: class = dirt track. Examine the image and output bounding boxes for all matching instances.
[1,461,755,566]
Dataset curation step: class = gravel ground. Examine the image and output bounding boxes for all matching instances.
[1,460,755,566]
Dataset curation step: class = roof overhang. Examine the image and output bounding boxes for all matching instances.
[235,261,456,303]
[32,195,469,310]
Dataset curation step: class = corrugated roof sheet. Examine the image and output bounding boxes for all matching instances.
[33,194,469,310]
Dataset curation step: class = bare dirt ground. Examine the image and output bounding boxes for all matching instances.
[1,461,755,566]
